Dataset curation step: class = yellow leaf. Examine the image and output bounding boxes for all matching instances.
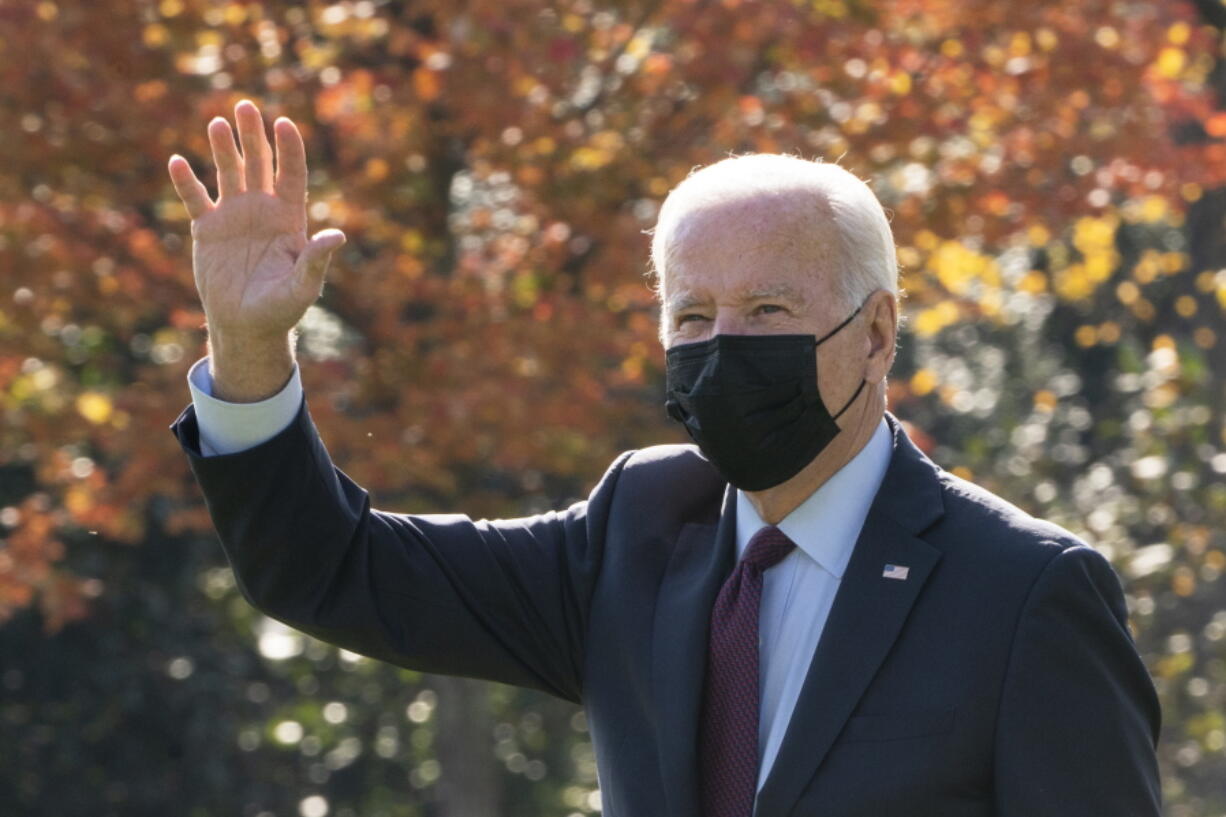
[65,486,93,515]
[591,131,625,152]
[1054,264,1093,301]
[1153,334,1176,350]
[912,302,959,337]
[910,368,938,396]
[570,147,613,171]
[364,157,389,182]
[1074,325,1098,347]
[626,34,652,59]
[1084,253,1113,283]
[143,23,169,48]
[1072,215,1118,252]
[928,241,1000,295]
[914,230,939,251]
[1018,271,1047,294]
[620,356,644,381]
[514,76,538,97]
[76,392,113,425]
[811,0,848,18]
[1155,47,1186,79]
[1140,196,1168,223]
[224,2,247,26]
[400,230,424,254]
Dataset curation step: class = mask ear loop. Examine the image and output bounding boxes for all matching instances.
[813,303,863,346]
[833,379,866,421]
[816,302,867,422]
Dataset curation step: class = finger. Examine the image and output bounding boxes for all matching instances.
[273,117,307,205]
[167,155,214,219]
[207,117,244,198]
[235,100,274,193]
[295,229,347,294]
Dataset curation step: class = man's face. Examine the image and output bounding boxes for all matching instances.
[658,192,869,416]
[660,194,844,345]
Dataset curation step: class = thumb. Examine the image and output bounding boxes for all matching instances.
[296,228,346,293]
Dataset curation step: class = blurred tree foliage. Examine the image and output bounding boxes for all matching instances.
[1,0,1224,814]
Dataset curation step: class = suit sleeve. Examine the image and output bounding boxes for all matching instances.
[993,544,1163,816]
[170,398,630,705]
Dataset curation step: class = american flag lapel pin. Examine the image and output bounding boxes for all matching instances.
[882,564,910,580]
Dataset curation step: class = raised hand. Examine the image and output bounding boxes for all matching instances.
[167,100,345,400]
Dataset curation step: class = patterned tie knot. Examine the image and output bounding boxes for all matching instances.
[742,525,796,572]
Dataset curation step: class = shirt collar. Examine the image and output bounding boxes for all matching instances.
[735,416,893,579]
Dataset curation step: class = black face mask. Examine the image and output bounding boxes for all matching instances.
[664,305,865,491]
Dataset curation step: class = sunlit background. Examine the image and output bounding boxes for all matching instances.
[2,0,1224,814]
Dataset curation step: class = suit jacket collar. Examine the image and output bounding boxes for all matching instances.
[650,411,945,817]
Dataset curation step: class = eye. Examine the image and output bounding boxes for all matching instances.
[677,313,709,325]
[754,303,786,315]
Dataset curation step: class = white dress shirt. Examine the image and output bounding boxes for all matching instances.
[734,417,892,801]
[186,356,894,805]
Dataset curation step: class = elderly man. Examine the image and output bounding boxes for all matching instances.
[168,100,1162,817]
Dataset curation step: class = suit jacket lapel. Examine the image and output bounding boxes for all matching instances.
[651,483,738,817]
[755,414,947,817]
[753,513,942,816]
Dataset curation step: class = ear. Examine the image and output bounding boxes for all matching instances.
[863,289,898,382]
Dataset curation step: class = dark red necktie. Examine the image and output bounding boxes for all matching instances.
[699,525,798,817]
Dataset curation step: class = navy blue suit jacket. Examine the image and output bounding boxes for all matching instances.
[172,402,1162,817]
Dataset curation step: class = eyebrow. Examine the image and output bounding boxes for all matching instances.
[665,283,809,314]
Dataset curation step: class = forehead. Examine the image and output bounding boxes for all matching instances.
[660,194,838,305]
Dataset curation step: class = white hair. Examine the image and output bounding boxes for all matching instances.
[649,154,898,311]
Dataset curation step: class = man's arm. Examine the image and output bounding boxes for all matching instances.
[168,101,628,703]
[173,397,630,704]
[993,545,1163,815]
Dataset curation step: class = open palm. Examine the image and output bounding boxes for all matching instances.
[167,100,345,339]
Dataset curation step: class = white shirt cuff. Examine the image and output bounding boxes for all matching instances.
[186,357,303,456]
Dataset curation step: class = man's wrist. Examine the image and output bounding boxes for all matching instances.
[207,328,296,403]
